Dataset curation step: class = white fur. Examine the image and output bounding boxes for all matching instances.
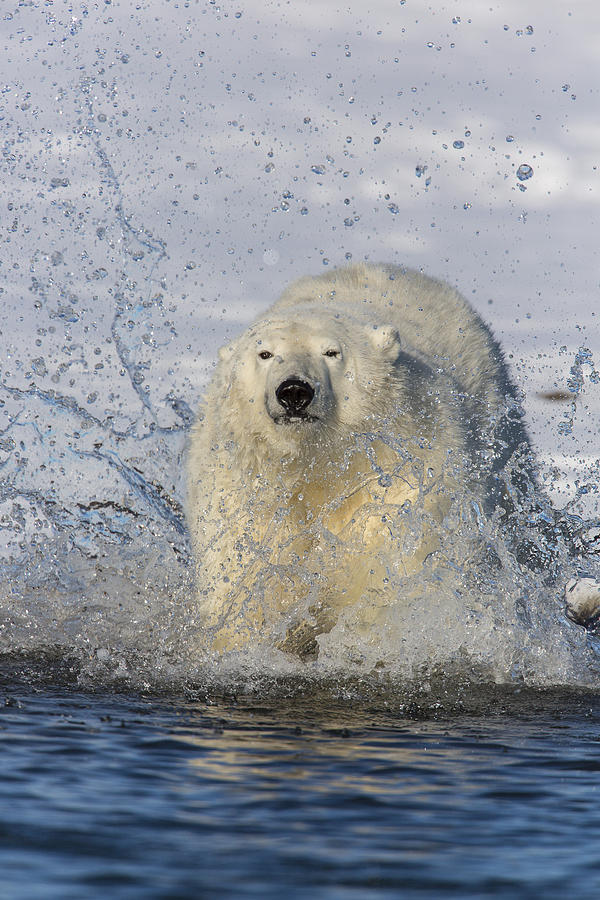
[186,263,530,656]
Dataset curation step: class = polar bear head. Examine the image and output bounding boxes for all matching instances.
[215,307,402,464]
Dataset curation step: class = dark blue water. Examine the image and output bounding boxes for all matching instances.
[3,673,600,899]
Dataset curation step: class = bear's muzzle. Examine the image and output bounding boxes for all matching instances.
[275,377,315,419]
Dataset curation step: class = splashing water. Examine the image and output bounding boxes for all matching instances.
[0,74,196,688]
[186,437,600,694]
[1,78,600,699]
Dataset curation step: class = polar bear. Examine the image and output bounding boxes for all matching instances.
[186,263,534,659]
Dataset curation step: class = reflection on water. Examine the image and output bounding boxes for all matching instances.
[2,685,600,898]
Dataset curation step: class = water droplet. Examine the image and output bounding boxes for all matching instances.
[264,163,274,173]
[453,140,464,149]
[54,305,79,323]
[415,164,427,178]
[516,164,533,181]
[31,357,47,377]
[311,164,326,175]
[263,249,279,266]
[344,217,354,227]
[506,134,515,142]
[388,203,399,215]
[300,207,308,215]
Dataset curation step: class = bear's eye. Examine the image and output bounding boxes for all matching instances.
[324,348,340,358]
[258,350,273,360]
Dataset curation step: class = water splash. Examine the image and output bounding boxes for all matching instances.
[1,72,600,698]
[0,72,192,685]
[558,345,599,437]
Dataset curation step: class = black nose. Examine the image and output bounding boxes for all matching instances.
[275,378,315,414]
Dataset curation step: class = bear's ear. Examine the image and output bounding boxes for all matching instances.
[367,324,401,360]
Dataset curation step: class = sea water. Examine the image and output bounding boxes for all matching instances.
[3,681,600,899]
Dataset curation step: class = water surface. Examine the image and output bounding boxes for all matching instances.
[2,677,600,899]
